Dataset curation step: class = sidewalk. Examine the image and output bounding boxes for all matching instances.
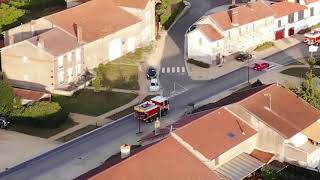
[188,34,304,80]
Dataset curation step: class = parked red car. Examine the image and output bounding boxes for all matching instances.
[253,62,270,71]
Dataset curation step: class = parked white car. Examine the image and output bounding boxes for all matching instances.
[149,78,160,92]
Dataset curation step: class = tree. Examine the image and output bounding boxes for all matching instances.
[0,80,15,116]
[92,75,103,92]
[0,4,25,32]
[298,71,320,109]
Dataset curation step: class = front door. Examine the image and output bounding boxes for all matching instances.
[275,29,285,40]
[288,27,295,36]
[109,38,122,61]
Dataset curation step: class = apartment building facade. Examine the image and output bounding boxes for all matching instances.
[0,0,156,93]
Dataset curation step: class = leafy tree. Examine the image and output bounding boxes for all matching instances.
[0,80,15,116]
[8,0,29,8]
[0,4,25,32]
[156,0,171,17]
[92,75,103,91]
[306,57,316,74]
[298,71,320,109]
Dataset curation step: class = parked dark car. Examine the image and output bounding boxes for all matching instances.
[146,67,157,79]
[0,117,10,129]
[235,52,252,61]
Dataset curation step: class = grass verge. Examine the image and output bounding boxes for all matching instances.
[53,89,138,116]
[281,67,320,78]
[8,118,77,139]
[254,42,274,52]
[56,125,99,142]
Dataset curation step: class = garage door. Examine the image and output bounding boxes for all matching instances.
[109,38,122,61]
[275,29,285,40]
[128,37,136,53]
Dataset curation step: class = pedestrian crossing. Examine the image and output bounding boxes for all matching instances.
[161,66,186,74]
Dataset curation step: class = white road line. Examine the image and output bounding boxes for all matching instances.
[177,67,180,73]
[181,67,185,73]
[172,67,175,73]
[162,67,165,73]
[167,67,170,73]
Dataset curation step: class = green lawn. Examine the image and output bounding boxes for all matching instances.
[56,125,99,142]
[281,67,320,78]
[53,89,138,116]
[8,118,77,139]
[111,46,153,65]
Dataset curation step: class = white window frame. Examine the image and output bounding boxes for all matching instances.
[76,64,82,76]
[67,68,73,82]
[76,49,81,63]
[22,56,28,63]
[58,72,64,84]
[198,37,202,46]
[58,56,64,69]
[67,52,72,63]
[23,74,29,81]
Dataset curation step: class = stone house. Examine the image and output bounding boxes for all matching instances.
[0,0,156,93]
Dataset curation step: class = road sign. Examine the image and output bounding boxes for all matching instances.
[309,45,318,52]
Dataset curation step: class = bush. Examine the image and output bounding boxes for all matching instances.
[10,102,68,128]
[0,80,15,116]
[187,59,210,68]
[311,23,320,31]
[254,41,274,52]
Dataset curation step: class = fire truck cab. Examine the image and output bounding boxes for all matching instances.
[304,29,320,45]
[134,96,169,123]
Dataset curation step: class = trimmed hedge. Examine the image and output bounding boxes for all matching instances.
[187,59,210,68]
[10,101,68,128]
[254,42,274,52]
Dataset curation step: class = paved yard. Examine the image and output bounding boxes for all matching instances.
[0,130,58,172]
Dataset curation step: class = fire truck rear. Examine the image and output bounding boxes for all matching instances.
[134,96,169,122]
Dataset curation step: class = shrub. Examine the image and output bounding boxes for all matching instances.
[92,75,103,91]
[254,42,274,52]
[0,80,15,116]
[187,59,210,68]
[311,23,320,31]
[10,102,68,128]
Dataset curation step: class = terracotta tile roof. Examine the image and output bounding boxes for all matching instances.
[240,84,320,138]
[271,1,307,18]
[113,0,149,9]
[175,108,257,160]
[250,149,274,163]
[46,0,141,43]
[198,24,223,41]
[90,137,220,180]
[304,0,319,5]
[210,1,274,30]
[14,88,51,101]
[28,28,80,56]
[194,84,271,113]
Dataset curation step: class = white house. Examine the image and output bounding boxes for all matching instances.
[187,0,320,65]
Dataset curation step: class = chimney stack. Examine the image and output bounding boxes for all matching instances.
[231,10,239,26]
[37,36,44,48]
[74,23,83,43]
[120,144,131,159]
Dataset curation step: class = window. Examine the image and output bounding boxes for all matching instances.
[67,68,73,82]
[58,72,64,84]
[252,23,255,31]
[310,7,314,16]
[67,52,72,63]
[216,41,220,47]
[265,19,268,26]
[198,38,202,46]
[76,49,81,62]
[76,64,81,75]
[278,20,282,28]
[58,56,63,69]
[288,13,294,23]
[22,56,28,63]
[228,31,231,38]
[238,27,242,35]
[23,74,28,81]
[298,10,304,21]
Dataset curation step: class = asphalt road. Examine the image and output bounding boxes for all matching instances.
[0,2,315,180]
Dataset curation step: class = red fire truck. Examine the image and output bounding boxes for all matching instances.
[304,29,320,45]
[134,96,169,122]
